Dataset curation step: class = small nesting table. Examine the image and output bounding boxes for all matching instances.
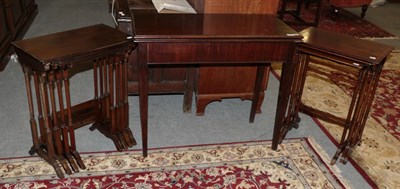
[273,27,394,164]
[12,24,136,178]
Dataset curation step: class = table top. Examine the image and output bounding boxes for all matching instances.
[299,27,394,65]
[13,24,132,64]
[131,10,302,42]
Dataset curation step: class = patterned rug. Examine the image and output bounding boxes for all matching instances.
[281,2,396,38]
[0,138,348,188]
[272,52,400,188]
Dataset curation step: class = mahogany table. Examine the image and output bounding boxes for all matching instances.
[13,24,136,178]
[124,8,303,157]
[113,0,280,115]
[277,27,394,164]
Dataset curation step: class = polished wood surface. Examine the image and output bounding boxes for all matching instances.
[126,0,279,14]
[200,0,279,13]
[132,13,298,40]
[131,9,302,156]
[300,27,393,64]
[0,0,37,71]
[115,0,280,114]
[275,27,394,164]
[13,24,130,64]
[13,24,136,178]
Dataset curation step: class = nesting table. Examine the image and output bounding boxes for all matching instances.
[274,27,394,164]
[13,24,136,178]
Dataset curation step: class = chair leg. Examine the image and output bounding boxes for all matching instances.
[279,0,289,19]
[361,5,368,18]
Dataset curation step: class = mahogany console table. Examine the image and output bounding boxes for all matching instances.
[113,0,280,114]
[121,8,302,156]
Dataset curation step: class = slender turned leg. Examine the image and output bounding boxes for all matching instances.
[38,73,64,178]
[287,53,310,129]
[105,58,111,122]
[116,56,128,149]
[93,59,101,124]
[113,56,125,150]
[33,73,46,146]
[109,57,124,150]
[62,70,86,170]
[55,71,75,171]
[56,71,79,172]
[331,66,366,164]
[21,67,41,155]
[340,68,370,164]
[48,71,73,175]
[121,53,136,147]
[357,64,384,141]
[101,58,108,121]
[137,43,149,157]
[249,65,266,123]
[339,65,379,164]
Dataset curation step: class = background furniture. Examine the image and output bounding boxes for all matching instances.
[279,0,323,26]
[275,27,394,164]
[329,0,373,18]
[113,0,280,115]
[0,0,37,71]
[195,0,278,116]
[13,24,136,178]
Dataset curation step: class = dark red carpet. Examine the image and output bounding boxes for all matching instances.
[281,2,395,38]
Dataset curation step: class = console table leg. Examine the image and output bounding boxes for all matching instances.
[137,43,149,157]
[249,65,265,123]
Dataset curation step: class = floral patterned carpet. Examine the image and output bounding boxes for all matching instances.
[272,52,400,188]
[0,138,348,188]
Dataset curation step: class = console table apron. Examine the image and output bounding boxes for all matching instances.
[13,24,136,178]
[128,10,302,157]
[273,27,394,164]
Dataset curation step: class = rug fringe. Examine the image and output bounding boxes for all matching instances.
[306,137,352,189]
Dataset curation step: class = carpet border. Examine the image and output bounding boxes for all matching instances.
[0,138,349,188]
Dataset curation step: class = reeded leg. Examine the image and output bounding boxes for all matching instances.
[48,71,73,175]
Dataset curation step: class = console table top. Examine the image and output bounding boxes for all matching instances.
[132,10,302,42]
